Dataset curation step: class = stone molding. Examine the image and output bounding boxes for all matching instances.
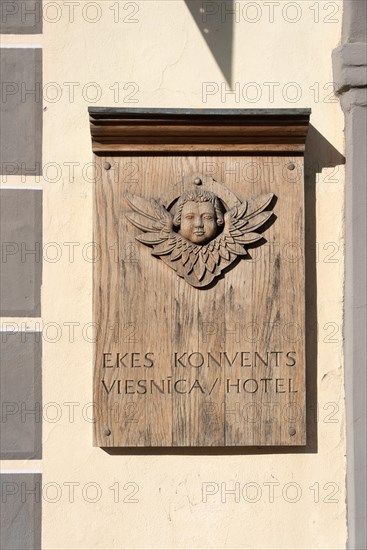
[333,42,367,95]
[332,3,367,549]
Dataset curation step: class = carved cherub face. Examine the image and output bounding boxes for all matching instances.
[173,188,224,245]
[180,201,217,244]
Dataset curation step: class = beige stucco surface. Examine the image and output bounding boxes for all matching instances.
[3,1,347,548]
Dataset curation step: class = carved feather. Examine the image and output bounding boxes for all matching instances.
[170,243,183,261]
[244,211,273,232]
[125,192,173,231]
[182,249,190,266]
[233,220,249,231]
[126,212,161,233]
[219,245,230,261]
[226,242,248,256]
[246,193,274,219]
[151,241,177,256]
[235,232,264,244]
[136,232,167,245]
[236,201,248,219]
[185,251,197,275]
[201,249,209,263]
[125,192,160,221]
[194,256,206,281]
[224,234,235,245]
[230,228,245,237]
[211,248,220,264]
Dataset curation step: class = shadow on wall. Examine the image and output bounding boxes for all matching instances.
[185,0,234,86]
[103,125,345,457]
[302,125,345,457]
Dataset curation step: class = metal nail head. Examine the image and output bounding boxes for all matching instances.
[194,177,202,185]
[103,162,111,171]
[288,163,296,171]
[103,427,111,436]
[288,427,296,436]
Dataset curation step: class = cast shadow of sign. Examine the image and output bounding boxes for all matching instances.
[185,0,234,86]
[102,124,345,457]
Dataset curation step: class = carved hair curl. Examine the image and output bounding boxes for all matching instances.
[173,188,224,227]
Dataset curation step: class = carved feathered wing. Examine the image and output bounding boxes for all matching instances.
[125,191,275,288]
[125,192,174,244]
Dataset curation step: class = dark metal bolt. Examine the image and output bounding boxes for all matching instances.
[288,427,296,436]
[194,177,202,185]
[288,163,296,171]
[103,427,111,436]
[103,162,111,171]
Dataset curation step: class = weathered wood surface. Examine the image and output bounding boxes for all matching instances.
[93,155,306,447]
[89,108,310,154]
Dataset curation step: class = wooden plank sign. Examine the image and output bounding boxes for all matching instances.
[89,108,310,447]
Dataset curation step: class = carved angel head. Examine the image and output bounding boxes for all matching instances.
[173,189,224,244]
[125,186,274,288]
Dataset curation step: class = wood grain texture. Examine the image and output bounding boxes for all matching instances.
[91,109,309,447]
[89,109,310,154]
[92,143,306,154]
[93,154,306,447]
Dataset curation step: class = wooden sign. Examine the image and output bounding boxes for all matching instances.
[89,108,310,447]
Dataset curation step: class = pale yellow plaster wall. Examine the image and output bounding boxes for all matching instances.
[38,1,346,548]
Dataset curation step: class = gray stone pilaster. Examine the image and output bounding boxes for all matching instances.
[333,2,367,548]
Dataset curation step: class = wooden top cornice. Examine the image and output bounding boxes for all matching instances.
[88,108,311,154]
